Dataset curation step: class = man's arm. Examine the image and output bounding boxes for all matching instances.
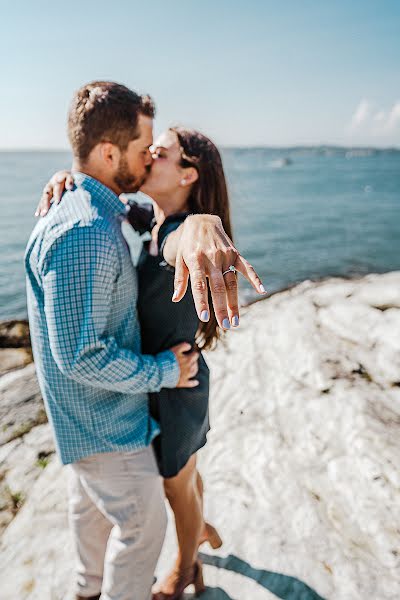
[162,214,266,329]
[41,226,194,393]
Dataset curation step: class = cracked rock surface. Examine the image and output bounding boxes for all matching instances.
[0,272,399,600]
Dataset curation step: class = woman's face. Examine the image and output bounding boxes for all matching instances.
[140,130,184,199]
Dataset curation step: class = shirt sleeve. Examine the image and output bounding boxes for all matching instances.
[40,225,180,393]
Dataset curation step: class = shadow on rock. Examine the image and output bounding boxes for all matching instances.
[198,553,326,600]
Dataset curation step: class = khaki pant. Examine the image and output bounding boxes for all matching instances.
[67,447,167,600]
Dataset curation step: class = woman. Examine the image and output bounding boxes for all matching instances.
[38,127,234,599]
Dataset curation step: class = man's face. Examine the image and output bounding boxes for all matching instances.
[140,130,184,198]
[113,114,153,194]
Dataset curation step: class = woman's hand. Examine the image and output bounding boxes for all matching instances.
[166,214,267,329]
[35,170,74,217]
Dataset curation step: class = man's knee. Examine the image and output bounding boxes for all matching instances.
[149,477,168,535]
[159,496,168,537]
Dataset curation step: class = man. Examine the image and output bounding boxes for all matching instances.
[25,81,264,600]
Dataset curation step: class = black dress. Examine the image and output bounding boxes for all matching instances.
[127,203,210,478]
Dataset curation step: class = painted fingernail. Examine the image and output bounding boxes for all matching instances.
[34,211,39,217]
[40,209,47,216]
[260,284,267,294]
[222,318,231,330]
[172,290,178,301]
[232,315,239,327]
[200,310,209,322]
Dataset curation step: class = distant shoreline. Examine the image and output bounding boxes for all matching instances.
[0,145,400,153]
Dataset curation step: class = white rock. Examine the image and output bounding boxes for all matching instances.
[0,363,47,444]
[0,423,55,534]
[0,272,399,600]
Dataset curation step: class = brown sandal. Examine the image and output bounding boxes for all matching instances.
[199,522,223,549]
[152,559,205,599]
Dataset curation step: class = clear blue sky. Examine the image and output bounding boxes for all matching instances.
[0,0,399,148]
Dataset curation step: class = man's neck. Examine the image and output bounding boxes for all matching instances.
[72,160,121,196]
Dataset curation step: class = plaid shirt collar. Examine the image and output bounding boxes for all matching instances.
[73,172,129,219]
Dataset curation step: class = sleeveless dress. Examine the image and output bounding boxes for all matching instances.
[127,203,210,478]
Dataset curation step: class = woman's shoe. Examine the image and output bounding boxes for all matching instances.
[199,522,223,549]
[152,559,205,599]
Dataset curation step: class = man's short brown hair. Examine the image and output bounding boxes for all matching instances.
[68,81,155,163]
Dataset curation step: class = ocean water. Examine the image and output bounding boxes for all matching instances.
[0,148,399,321]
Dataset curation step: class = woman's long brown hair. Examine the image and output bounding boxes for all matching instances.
[170,126,233,351]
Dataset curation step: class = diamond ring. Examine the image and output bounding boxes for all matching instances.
[222,265,237,277]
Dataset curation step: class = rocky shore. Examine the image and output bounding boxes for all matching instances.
[0,320,32,377]
[0,272,399,600]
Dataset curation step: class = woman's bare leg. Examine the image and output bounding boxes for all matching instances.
[196,470,208,544]
[164,454,203,570]
[196,470,204,510]
[196,470,223,549]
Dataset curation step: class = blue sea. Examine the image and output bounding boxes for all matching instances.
[0,148,399,321]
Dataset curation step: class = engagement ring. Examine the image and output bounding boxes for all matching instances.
[222,265,237,276]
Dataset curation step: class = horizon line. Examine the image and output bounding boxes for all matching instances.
[1,144,399,152]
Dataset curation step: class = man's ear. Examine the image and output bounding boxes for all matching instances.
[98,142,120,168]
[183,166,198,186]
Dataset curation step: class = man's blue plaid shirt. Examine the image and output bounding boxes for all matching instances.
[25,173,179,465]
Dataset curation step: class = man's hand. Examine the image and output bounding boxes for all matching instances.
[170,342,200,388]
[170,214,266,330]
